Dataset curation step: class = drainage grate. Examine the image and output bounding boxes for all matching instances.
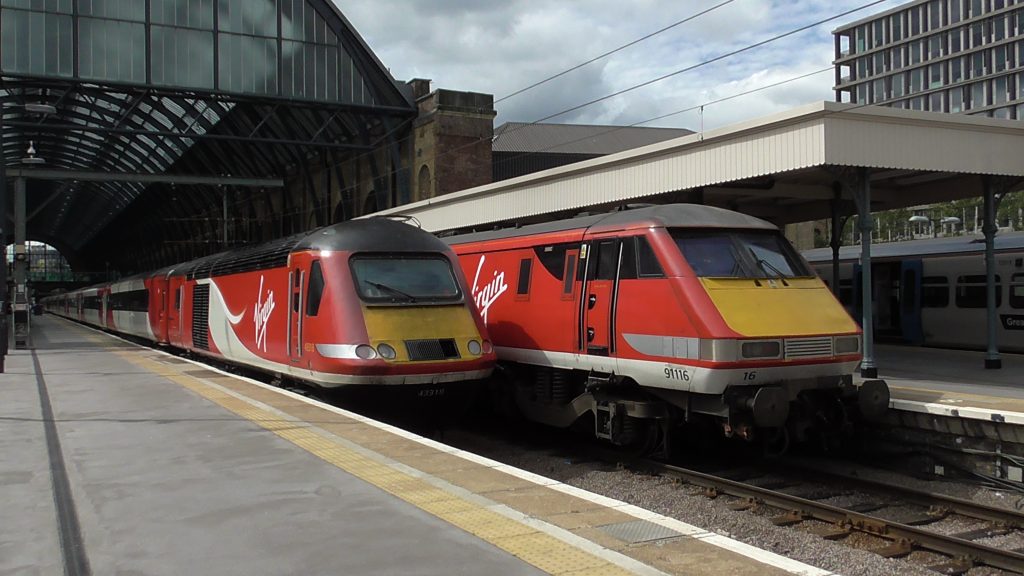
[597,520,682,544]
[404,338,460,361]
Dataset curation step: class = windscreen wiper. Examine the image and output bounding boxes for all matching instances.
[366,281,417,302]
[750,252,790,286]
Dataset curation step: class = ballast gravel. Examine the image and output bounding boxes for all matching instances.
[441,428,1022,576]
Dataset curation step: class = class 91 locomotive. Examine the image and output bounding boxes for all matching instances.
[447,204,888,450]
[44,218,496,405]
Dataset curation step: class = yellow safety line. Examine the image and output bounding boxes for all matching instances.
[103,346,635,576]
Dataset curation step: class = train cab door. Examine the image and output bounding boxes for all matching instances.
[581,239,620,370]
[287,265,306,364]
[167,278,184,347]
[900,259,924,344]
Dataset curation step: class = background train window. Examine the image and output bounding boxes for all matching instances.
[637,237,664,278]
[955,275,1001,308]
[306,261,325,316]
[516,258,532,295]
[1011,273,1024,309]
[921,276,950,308]
[839,279,853,305]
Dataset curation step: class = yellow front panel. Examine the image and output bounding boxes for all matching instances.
[700,277,859,337]
[362,305,481,361]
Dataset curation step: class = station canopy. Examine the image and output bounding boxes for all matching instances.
[0,0,415,272]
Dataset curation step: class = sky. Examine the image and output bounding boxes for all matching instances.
[336,0,908,132]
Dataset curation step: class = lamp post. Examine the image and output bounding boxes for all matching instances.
[0,102,56,361]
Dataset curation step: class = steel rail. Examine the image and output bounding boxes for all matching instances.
[772,460,1024,529]
[653,461,1024,573]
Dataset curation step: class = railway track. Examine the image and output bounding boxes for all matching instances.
[630,457,1024,574]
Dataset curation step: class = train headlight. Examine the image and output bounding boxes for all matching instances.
[834,336,860,355]
[376,343,397,360]
[740,340,782,360]
[355,344,378,360]
[467,340,482,355]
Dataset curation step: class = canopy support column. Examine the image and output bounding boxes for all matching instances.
[851,168,876,378]
[983,176,1004,369]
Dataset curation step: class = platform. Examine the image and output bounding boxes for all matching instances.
[865,344,1024,425]
[1,316,829,576]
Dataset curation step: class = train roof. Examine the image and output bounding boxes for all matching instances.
[803,231,1024,263]
[444,204,776,245]
[168,218,449,280]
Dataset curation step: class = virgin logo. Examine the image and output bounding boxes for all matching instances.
[254,275,276,352]
[471,255,507,324]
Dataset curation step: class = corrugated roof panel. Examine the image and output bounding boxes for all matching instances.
[374,103,1024,233]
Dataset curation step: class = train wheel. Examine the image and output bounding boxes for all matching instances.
[761,427,790,458]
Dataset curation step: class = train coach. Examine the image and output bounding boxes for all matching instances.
[804,232,1024,353]
[447,204,887,452]
[44,218,496,405]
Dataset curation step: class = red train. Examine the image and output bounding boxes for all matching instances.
[44,218,496,404]
[448,204,888,451]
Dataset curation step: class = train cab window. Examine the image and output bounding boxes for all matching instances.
[839,279,853,306]
[921,276,950,308]
[1010,273,1024,309]
[563,254,577,294]
[306,261,325,316]
[671,230,809,278]
[956,275,1001,308]
[595,240,619,280]
[350,256,462,304]
[516,258,532,295]
[637,237,664,278]
[618,237,638,279]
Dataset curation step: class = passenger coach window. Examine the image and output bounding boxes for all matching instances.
[956,275,1001,308]
[922,276,950,308]
[1011,273,1024,309]
[516,258,532,295]
[306,261,325,316]
[563,255,577,294]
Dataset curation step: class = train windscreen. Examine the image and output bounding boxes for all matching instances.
[350,255,462,303]
[671,229,812,279]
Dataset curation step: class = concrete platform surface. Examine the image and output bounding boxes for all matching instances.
[864,344,1024,424]
[1,316,831,576]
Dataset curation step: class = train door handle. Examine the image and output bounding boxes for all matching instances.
[587,327,595,342]
[588,294,597,309]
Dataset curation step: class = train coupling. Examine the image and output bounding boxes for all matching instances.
[739,387,790,428]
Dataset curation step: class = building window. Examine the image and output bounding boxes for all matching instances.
[994,75,1009,104]
[929,62,943,87]
[893,72,906,97]
[951,86,964,111]
[929,0,942,29]
[972,80,988,106]
[930,91,945,111]
[929,35,943,58]
[910,41,922,64]
[950,29,962,53]
[856,25,867,52]
[994,45,1008,72]
[873,51,885,74]
[949,57,963,83]
[971,22,984,47]
[892,14,903,41]
[911,67,924,92]
[873,78,886,101]
[910,96,925,109]
[911,7,921,34]
[993,106,1012,118]
[950,0,962,23]
[971,51,986,76]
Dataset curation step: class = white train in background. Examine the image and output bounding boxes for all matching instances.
[803,232,1024,353]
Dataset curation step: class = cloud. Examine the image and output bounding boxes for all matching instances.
[335,0,907,131]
